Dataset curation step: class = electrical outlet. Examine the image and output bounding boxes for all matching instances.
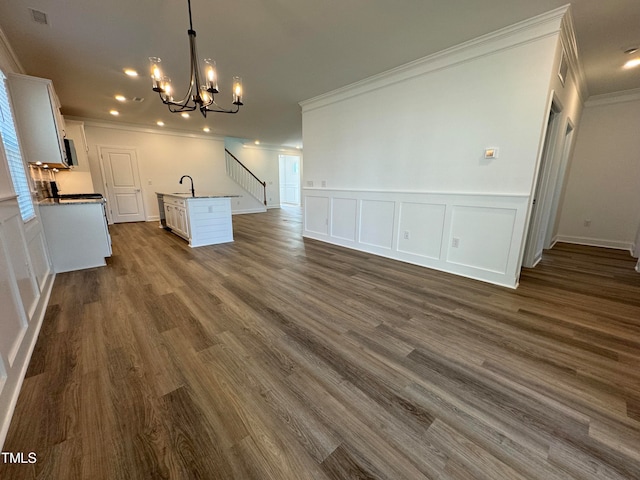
[147,179,152,185]
[403,231,410,240]
[321,180,327,187]
[307,180,314,187]
[452,237,460,248]
[584,219,591,227]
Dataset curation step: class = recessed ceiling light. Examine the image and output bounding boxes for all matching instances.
[109,109,119,116]
[254,140,260,145]
[296,146,302,150]
[203,127,210,133]
[157,121,165,126]
[124,69,138,77]
[181,113,190,118]
[624,58,640,69]
[115,94,126,102]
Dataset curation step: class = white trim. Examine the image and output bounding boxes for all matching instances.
[559,6,589,102]
[232,207,268,215]
[240,143,303,155]
[300,6,568,112]
[0,27,24,75]
[554,235,634,253]
[67,116,226,142]
[585,88,640,107]
[303,187,530,198]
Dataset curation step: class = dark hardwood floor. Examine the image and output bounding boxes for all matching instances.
[2,206,640,479]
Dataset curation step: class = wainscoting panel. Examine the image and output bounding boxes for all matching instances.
[331,198,357,241]
[304,196,329,235]
[397,202,446,260]
[359,200,395,250]
[447,205,517,274]
[303,189,530,288]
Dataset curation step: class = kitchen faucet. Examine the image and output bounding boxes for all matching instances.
[179,175,195,197]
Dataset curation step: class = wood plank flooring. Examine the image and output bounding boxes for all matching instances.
[2,206,640,479]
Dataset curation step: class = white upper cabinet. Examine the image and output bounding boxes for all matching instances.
[6,74,68,167]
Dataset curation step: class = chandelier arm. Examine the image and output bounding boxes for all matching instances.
[203,101,240,114]
[189,29,203,104]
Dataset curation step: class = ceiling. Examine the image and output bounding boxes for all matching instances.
[0,0,639,148]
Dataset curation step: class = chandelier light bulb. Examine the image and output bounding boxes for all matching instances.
[204,59,218,93]
[149,57,163,90]
[199,86,212,105]
[161,77,173,101]
[233,76,243,105]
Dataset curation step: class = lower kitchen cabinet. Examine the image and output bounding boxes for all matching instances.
[39,199,112,273]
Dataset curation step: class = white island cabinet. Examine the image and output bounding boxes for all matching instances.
[157,193,236,247]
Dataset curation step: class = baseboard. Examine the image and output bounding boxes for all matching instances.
[554,235,634,253]
[0,272,55,450]
[232,207,268,215]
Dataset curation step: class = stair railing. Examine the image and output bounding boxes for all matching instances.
[224,149,267,206]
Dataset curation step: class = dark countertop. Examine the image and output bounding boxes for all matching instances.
[39,198,106,206]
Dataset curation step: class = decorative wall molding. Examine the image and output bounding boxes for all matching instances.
[300,6,568,112]
[303,188,530,288]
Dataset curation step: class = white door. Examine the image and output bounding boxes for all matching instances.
[99,146,145,223]
[279,155,301,205]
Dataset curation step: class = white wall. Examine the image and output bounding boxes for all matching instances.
[556,91,640,251]
[301,8,571,287]
[82,123,267,220]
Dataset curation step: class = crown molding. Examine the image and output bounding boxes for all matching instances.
[300,6,569,112]
[66,116,226,142]
[559,5,589,102]
[0,26,24,75]
[585,88,640,107]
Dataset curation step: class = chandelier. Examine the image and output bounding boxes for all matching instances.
[149,0,243,117]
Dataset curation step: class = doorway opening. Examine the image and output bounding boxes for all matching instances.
[279,154,301,206]
[523,101,563,268]
[544,120,575,249]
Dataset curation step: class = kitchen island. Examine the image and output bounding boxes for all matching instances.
[156,193,238,247]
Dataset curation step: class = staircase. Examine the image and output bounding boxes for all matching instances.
[225,149,267,206]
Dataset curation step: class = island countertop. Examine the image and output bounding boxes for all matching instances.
[156,192,240,199]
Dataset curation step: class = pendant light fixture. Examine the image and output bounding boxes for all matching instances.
[150,0,243,117]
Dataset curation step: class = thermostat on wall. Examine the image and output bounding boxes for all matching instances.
[484,148,498,159]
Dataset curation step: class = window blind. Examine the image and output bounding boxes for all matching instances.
[0,72,35,222]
